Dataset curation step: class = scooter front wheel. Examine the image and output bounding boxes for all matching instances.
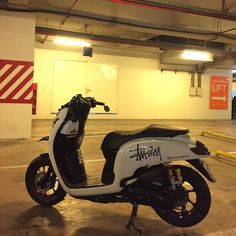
[25,154,66,206]
[153,165,211,227]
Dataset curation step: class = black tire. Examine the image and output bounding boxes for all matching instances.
[153,165,211,227]
[25,154,66,206]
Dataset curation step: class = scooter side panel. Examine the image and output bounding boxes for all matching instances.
[113,136,208,183]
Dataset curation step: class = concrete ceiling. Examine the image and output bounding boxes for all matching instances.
[1,0,236,69]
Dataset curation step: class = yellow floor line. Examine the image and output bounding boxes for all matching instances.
[212,150,236,160]
[201,130,236,141]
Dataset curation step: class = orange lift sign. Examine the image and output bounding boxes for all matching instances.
[210,76,228,110]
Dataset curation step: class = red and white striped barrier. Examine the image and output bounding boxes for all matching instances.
[0,59,34,104]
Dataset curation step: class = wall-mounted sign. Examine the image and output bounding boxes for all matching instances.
[210,76,228,110]
[0,59,34,104]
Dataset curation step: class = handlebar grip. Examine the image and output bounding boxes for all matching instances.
[96,101,105,106]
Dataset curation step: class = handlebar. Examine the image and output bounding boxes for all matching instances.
[68,95,110,114]
[95,101,105,106]
[85,97,109,112]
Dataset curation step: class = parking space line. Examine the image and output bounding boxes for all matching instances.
[0,165,27,170]
[85,159,104,162]
[0,159,104,170]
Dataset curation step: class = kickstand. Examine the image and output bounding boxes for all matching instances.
[126,202,142,235]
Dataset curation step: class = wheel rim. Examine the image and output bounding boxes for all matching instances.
[34,165,60,200]
[169,180,201,219]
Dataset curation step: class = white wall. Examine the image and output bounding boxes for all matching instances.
[34,47,232,120]
[0,11,35,139]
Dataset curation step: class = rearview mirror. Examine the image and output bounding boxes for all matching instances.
[104,105,110,112]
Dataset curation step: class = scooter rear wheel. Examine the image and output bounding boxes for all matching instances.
[153,165,211,227]
[25,154,66,206]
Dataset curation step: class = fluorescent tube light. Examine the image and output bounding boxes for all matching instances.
[53,37,91,47]
[181,50,213,62]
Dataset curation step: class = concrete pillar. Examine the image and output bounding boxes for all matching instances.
[0,10,35,139]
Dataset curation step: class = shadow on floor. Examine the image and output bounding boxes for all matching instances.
[1,197,233,236]
[71,206,203,236]
[11,205,65,236]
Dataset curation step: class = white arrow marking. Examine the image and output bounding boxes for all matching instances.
[212,96,227,101]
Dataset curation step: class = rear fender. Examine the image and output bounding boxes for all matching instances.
[187,159,216,183]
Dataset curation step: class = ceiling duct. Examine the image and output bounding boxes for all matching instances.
[158,63,207,73]
[35,26,226,54]
[159,49,208,73]
[151,35,225,52]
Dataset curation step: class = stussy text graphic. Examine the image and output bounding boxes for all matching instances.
[129,144,162,161]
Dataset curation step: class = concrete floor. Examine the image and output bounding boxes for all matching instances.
[0,119,236,236]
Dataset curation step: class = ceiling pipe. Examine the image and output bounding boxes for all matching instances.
[1,5,236,42]
[35,26,225,54]
[221,27,236,33]
[62,0,80,25]
[110,0,236,22]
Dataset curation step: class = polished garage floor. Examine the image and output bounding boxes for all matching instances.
[0,119,236,236]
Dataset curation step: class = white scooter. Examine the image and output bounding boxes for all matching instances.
[25,94,215,233]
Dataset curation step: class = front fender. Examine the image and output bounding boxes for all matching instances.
[187,159,216,183]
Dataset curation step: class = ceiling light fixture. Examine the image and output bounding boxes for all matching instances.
[181,49,213,62]
[53,37,91,47]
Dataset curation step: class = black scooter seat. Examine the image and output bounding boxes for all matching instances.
[101,124,189,152]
